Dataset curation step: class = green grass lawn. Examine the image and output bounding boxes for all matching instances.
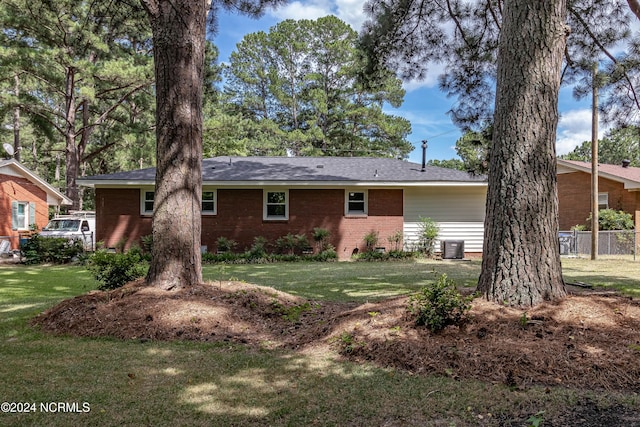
[560,256,640,297]
[202,259,483,302]
[1,259,638,426]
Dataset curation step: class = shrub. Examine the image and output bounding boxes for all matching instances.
[312,227,331,252]
[21,234,85,264]
[275,233,298,255]
[140,234,153,254]
[363,230,379,251]
[387,230,404,252]
[246,236,269,259]
[312,246,338,261]
[216,236,237,253]
[87,250,148,290]
[586,209,634,230]
[407,274,473,333]
[417,216,439,256]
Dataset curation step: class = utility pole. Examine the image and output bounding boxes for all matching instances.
[591,64,599,260]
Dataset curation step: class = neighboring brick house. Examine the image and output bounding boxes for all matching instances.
[557,159,640,230]
[0,159,72,250]
[79,157,488,260]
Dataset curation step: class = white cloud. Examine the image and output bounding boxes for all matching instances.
[269,1,333,21]
[268,0,335,21]
[556,109,611,155]
[334,0,367,29]
[402,62,447,91]
[268,0,367,30]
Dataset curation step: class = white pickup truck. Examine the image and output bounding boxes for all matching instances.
[39,211,96,251]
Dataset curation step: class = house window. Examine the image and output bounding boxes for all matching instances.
[142,191,155,214]
[346,190,367,215]
[202,190,216,214]
[264,190,288,220]
[141,189,217,215]
[11,201,35,230]
[598,193,608,210]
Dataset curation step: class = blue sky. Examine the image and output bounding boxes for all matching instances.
[213,2,596,164]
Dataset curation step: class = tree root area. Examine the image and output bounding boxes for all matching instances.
[32,280,640,415]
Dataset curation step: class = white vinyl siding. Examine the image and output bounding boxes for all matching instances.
[403,186,487,253]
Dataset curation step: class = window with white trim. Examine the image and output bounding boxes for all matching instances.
[598,193,608,210]
[142,190,155,214]
[11,201,35,230]
[202,190,216,214]
[346,190,367,215]
[141,189,217,215]
[264,190,288,220]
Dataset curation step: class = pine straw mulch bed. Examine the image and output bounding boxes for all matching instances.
[32,280,640,395]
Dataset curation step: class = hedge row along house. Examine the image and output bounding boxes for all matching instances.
[78,156,488,260]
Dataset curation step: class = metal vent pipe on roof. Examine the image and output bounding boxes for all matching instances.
[622,159,631,168]
[421,140,427,172]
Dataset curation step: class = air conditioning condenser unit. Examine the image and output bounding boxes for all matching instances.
[441,240,464,259]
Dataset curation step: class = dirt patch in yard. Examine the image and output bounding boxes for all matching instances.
[32,280,640,425]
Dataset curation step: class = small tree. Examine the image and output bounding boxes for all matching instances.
[387,230,404,252]
[417,216,439,256]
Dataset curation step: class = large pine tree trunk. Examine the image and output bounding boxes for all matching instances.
[64,67,80,210]
[477,1,568,306]
[142,0,204,290]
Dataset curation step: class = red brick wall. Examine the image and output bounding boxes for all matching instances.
[96,187,404,260]
[0,173,49,249]
[95,188,152,248]
[557,171,640,230]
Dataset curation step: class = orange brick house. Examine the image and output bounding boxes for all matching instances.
[79,156,488,260]
[557,159,640,230]
[0,159,72,250]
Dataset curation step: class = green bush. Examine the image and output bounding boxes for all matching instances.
[417,216,439,256]
[140,234,153,254]
[407,274,473,333]
[312,246,338,261]
[246,236,269,259]
[312,227,331,252]
[216,236,237,253]
[387,230,404,252]
[586,209,634,230]
[21,234,85,264]
[87,250,148,290]
[363,230,379,251]
[275,233,310,255]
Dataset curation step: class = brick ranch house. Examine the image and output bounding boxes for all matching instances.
[79,156,487,260]
[1,159,72,250]
[557,159,640,230]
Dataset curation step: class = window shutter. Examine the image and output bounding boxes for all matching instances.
[29,203,36,228]
[11,201,18,230]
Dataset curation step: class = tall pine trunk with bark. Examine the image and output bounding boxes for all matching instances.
[477,1,568,306]
[142,0,204,290]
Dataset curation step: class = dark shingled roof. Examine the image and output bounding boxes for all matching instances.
[80,156,487,184]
